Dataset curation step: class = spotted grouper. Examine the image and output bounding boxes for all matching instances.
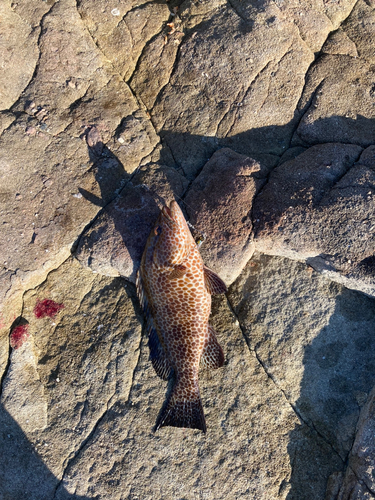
[137,200,227,432]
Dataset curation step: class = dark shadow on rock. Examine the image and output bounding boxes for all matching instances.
[286,288,375,500]
[0,403,92,500]
[75,115,375,284]
[74,126,161,280]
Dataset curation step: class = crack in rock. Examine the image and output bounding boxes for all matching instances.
[225,294,345,464]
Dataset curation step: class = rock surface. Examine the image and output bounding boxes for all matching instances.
[229,253,375,499]
[332,386,375,499]
[253,143,375,296]
[0,257,142,499]
[185,148,267,285]
[1,0,375,499]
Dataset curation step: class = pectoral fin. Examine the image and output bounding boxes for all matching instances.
[200,324,224,369]
[168,265,187,280]
[203,266,227,295]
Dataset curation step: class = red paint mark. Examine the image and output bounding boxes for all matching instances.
[34,299,64,318]
[10,324,30,349]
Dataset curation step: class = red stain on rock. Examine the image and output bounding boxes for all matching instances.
[34,299,64,318]
[10,324,30,349]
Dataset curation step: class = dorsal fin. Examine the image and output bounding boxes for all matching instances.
[200,324,224,369]
[203,266,227,295]
[136,270,173,380]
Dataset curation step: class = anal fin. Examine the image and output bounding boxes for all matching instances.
[204,266,227,295]
[200,324,224,369]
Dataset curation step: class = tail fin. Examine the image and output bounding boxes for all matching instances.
[154,380,207,433]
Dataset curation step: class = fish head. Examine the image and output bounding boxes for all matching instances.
[152,200,192,268]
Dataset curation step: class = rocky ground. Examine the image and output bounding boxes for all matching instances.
[1,0,375,499]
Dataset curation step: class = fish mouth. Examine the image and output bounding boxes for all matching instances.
[161,205,174,224]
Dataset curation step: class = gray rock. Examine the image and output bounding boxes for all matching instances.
[185,148,267,286]
[54,293,299,500]
[253,143,375,296]
[0,257,142,499]
[229,253,375,499]
[326,385,375,499]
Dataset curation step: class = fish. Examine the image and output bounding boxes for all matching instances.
[136,200,227,433]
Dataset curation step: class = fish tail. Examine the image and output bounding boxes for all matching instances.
[154,378,207,433]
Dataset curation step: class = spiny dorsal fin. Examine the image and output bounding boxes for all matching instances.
[168,265,187,280]
[203,266,227,295]
[200,324,224,369]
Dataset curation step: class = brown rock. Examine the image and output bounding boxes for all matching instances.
[322,29,359,57]
[0,0,159,339]
[77,1,169,81]
[151,3,314,178]
[293,55,375,148]
[0,257,142,499]
[130,31,185,110]
[185,148,267,286]
[0,3,39,110]
[341,0,375,64]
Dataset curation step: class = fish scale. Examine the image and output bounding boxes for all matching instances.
[137,200,227,432]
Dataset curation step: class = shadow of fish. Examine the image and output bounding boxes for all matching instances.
[136,200,227,432]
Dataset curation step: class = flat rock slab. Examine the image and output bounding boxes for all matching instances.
[4,253,373,500]
[185,148,267,286]
[77,148,267,287]
[150,2,314,178]
[54,294,299,500]
[0,257,142,500]
[0,0,159,337]
[253,143,375,296]
[229,253,375,499]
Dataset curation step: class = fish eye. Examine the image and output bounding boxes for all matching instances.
[154,225,162,236]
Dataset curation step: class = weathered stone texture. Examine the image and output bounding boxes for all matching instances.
[229,253,375,499]
[254,143,375,295]
[0,258,142,499]
[185,148,267,285]
[1,0,375,498]
[54,293,298,500]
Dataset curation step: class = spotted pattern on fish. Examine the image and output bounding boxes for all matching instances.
[137,200,227,432]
